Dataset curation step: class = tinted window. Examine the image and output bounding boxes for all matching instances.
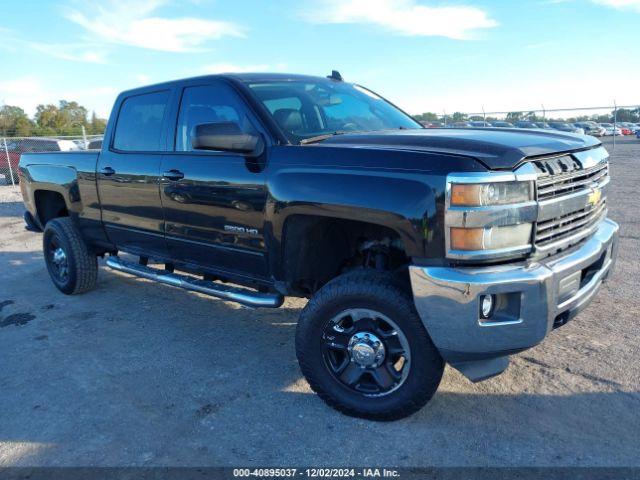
[248,81,420,144]
[263,96,302,114]
[113,91,169,151]
[176,83,254,152]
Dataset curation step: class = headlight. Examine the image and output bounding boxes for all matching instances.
[446,169,537,261]
[450,224,533,251]
[451,182,532,206]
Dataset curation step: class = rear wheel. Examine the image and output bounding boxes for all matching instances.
[295,271,444,420]
[43,217,98,294]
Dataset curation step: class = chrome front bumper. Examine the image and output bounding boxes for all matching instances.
[409,218,619,382]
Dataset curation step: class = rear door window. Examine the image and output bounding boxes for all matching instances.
[113,91,170,151]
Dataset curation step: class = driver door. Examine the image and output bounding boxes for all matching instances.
[160,81,269,280]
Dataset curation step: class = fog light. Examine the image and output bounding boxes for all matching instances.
[480,294,494,318]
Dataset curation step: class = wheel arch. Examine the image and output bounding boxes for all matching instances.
[20,163,81,228]
[276,213,413,295]
[34,190,70,226]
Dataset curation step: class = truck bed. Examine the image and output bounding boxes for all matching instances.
[19,151,102,233]
[19,150,100,170]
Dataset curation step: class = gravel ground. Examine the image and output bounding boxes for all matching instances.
[0,137,638,467]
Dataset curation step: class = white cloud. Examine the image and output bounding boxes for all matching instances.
[389,72,640,117]
[0,27,106,64]
[590,0,640,11]
[0,76,117,118]
[202,63,284,74]
[135,74,151,84]
[26,42,108,64]
[64,0,245,52]
[305,0,498,40]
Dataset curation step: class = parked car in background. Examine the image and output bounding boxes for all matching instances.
[514,121,539,129]
[87,138,103,149]
[599,123,623,136]
[575,122,606,137]
[619,126,632,136]
[452,121,472,128]
[620,122,639,133]
[1,137,79,184]
[636,129,640,139]
[492,121,515,128]
[549,122,585,134]
[0,140,22,184]
[469,121,492,127]
[568,124,586,134]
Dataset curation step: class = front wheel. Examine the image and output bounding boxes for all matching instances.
[295,271,444,421]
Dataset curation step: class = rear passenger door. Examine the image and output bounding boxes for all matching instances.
[159,81,269,280]
[97,90,172,257]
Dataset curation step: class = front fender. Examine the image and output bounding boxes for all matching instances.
[268,167,439,258]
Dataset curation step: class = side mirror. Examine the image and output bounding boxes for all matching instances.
[192,122,264,156]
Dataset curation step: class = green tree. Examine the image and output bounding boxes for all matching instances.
[0,105,33,137]
[34,100,94,135]
[0,105,34,136]
[506,112,523,121]
[35,104,63,131]
[524,111,544,122]
[450,112,467,122]
[88,111,107,134]
[414,112,440,122]
[614,108,639,123]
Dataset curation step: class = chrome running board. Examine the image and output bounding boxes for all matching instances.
[106,256,283,308]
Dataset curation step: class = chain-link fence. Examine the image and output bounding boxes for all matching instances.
[1,134,103,187]
[415,103,640,149]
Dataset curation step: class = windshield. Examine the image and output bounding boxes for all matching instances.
[247,80,421,143]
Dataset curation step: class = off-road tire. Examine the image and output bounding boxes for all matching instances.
[295,270,444,421]
[43,217,98,295]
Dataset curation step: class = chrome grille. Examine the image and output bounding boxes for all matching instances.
[535,158,609,201]
[533,151,609,253]
[535,198,606,246]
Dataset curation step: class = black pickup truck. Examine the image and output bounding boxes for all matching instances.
[18,72,618,420]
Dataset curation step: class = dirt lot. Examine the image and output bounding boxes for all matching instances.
[0,137,639,467]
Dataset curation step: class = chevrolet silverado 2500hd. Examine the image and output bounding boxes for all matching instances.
[19,72,619,420]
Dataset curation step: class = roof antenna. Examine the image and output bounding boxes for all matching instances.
[327,70,343,81]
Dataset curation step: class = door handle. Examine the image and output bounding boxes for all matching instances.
[163,169,184,181]
[100,166,116,176]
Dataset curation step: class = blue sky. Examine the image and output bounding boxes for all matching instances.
[1,0,639,119]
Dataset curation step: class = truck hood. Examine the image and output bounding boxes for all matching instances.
[315,128,601,170]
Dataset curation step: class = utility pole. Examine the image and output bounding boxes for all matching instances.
[613,101,617,151]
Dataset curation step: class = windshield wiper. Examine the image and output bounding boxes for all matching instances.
[300,127,411,145]
[300,131,350,145]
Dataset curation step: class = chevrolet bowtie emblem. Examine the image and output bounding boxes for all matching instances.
[587,188,602,206]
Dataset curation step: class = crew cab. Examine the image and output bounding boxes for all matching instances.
[18,72,618,420]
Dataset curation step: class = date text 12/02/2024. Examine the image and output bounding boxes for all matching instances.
[232,468,400,478]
